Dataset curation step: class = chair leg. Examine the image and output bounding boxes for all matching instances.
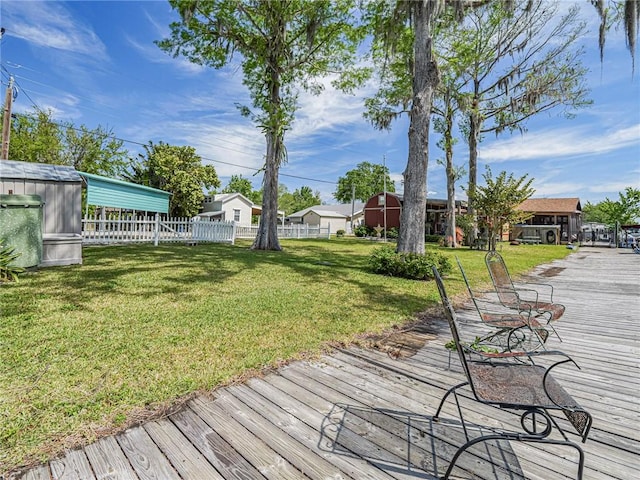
[442,434,586,480]
[433,381,468,420]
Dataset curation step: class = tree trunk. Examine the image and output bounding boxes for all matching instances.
[467,95,480,241]
[443,90,457,248]
[445,141,457,248]
[252,130,282,251]
[252,30,284,251]
[397,0,440,254]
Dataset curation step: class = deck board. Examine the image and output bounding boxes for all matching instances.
[12,247,640,479]
[116,427,181,480]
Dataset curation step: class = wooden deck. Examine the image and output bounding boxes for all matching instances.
[14,247,640,479]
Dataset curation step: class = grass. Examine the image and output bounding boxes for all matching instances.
[0,238,572,474]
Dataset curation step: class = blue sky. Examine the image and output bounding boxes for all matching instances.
[1,0,639,206]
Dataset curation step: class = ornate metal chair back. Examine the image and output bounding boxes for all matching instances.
[485,250,520,305]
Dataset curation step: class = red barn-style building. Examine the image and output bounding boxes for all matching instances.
[364,192,466,235]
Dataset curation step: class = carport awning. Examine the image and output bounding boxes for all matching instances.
[79,172,170,214]
[251,205,285,217]
[197,211,224,217]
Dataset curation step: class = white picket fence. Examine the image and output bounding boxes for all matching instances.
[81,215,331,245]
[82,215,236,245]
[235,223,331,239]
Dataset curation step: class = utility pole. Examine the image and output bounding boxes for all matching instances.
[1,75,14,160]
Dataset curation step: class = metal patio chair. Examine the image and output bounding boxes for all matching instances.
[432,266,592,480]
[456,257,549,352]
[485,250,565,339]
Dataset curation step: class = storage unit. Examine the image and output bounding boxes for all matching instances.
[0,160,83,266]
[0,194,43,268]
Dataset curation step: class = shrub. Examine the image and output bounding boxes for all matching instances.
[354,225,376,237]
[353,225,368,237]
[385,227,399,239]
[336,229,345,238]
[0,241,24,282]
[368,244,452,280]
[425,234,443,244]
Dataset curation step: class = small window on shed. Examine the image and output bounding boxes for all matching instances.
[378,195,385,206]
[233,209,241,222]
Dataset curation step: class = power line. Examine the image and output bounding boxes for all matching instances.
[1,61,342,186]
[2,63,337,185]
[9,110,339,185]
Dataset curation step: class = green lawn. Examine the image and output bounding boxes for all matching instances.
[0,238,572,474]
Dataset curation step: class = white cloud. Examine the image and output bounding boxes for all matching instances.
[589,181,640,194]
[530,181,586,198]
[124,34,206,75]
[480,123,640,162]
[2,1,107,59]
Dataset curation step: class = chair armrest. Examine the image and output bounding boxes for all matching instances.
[513,281,555,302]
[509,286,542,307]
[468,348,571,363]
[474,298,536,321]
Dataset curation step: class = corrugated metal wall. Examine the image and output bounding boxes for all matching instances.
[80,172,170,214]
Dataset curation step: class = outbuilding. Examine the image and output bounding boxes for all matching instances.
[287,206,348,235]
[0,159,83,267]
[514,197,582,244]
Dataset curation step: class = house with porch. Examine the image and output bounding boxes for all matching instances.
[198,193,256,226]
[513,197,582,244]
[199,193,286,227]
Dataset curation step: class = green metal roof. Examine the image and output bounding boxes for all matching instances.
[79,172,170,213]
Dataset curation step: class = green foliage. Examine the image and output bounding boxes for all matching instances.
[127,142,220,217]
[353,225,375,237]
[9,110,62,164]
[583,187,640,225]
[334,161,396,203]
[9,110,129,177]
[454,214,475,246]
[361,0,414,131]
[425,234,443,244]
[444,337,499,354]
[354,225,375,237]
[470,167,535,251]
[368,244,452,280]
[158,0,364,250]
[0,241,24,282]
[291,186,322,214]
[385,227,399,239]
[277,184,322,215]
[221,175,255,198]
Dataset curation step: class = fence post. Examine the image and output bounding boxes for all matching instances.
[154,213,160,246]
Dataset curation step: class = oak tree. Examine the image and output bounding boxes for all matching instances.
[9,110,128,177]
[334,161,395,203]
[128,142,220,217]
[446,1,590,236]
[158,0,362,250]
